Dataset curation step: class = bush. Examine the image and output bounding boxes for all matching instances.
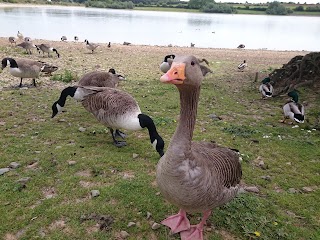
[202,3,236,14]
[266,1,292,15]
[294,5,304,11]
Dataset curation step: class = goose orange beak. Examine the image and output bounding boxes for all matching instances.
[160,62,186,85]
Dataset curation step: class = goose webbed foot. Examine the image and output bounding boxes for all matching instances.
[161,209,190,234]
[180,210,211,240]
[109,128,127,147]
[113,140,127,148]
[115,129,127,139]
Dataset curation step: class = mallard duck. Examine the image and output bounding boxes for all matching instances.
[259,77,273,98]
[237,60,247,71]
[84,39,99,53]
[1,57,57,87]
[51,86,165,157]
[160,54,175,73]
[8,37,16,45]
[36,44,60,58]
[281,90,305,124]
[156,55,242,240]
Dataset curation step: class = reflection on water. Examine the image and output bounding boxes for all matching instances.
[0,6,319,51]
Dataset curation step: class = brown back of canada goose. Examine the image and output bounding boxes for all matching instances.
[78,71,120,88]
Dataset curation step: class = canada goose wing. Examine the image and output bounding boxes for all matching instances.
[81,88,141,124]
[78,71,117,88]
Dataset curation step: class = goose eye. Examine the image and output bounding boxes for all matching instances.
[191,61,195,66]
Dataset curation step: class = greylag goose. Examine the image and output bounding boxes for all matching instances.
[156,55,242,240]
[160,54,175,73]
[259,77,273,98]
[36,44,60,58]
[281,90,305,124]
[1,57,57,87]
[51,86,165,157]
[9,37,16,45]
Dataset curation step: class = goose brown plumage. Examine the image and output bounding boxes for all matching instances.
[1,57,57,87]
[51,86,165,157]
[77,70,125,88]
[156,55,242,240]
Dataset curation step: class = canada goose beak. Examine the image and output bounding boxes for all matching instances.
[160,62,186,85]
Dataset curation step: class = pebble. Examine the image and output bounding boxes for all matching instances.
[261,175,271,181]
[17,177,31,184]
[120,230,129,238]
[91,190,100,197]
[243,186,260,193]
[0,168,10,175]
[68,161,77,165]
[9,162,21,169]
[302,187,313,193]
[288,188,298,193]
[151,222,161,230]
[79,127,86,132]
[127,222,136,227]
[132,153,139,159]
[146,212,152,220]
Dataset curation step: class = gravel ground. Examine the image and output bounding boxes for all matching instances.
[0,36,309,89]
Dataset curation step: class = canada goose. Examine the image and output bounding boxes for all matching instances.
[51,86,165,157]
[237,44,245,49]
[84,39,99,53]
[36,44,60,58]
[108,68,125,81]
[17,31,23,40]
[237,60,247,71]
[24,37,32,42]
[160,54,175,73]
[1,57,56,87]
[108,42,111,48]
[190,43,195,48]
[77,70,124,88]
[123,41,131,46]
[9,37,16,45]
[281,90,305,124]
[259,77,273,98]
[156,55,242,239]
[16,41,40,55]
[74,36,79,41]
[61,36,67,41]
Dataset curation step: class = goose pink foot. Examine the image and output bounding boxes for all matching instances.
[180,210,212,240]
[161,209,190,234]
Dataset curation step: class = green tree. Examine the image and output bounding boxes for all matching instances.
[188,0,213,9]
[266,1,293,15]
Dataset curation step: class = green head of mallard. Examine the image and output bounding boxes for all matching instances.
[288,90,299,103]
[262,77,271,84]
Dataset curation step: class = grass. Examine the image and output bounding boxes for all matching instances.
[0,40,319,240]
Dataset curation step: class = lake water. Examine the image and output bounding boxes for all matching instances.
[1,5,319,51]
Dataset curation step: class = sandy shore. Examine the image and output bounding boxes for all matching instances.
[0,36,309,89]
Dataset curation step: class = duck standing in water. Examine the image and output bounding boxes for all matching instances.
[281,90,305,124]
[156,55,242,240]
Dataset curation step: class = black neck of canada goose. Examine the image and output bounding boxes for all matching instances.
[51,87,77,118]
[53,48,60,58]
[164,54,175,62]
[1,58,18,69]
[138,113,165,157]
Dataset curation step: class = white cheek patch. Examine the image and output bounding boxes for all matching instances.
[152,139,157,150]
[7,59,11,67]
[73,88,86,101]
[57,103,63,113]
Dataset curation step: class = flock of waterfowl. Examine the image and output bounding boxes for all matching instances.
[1,32,306,239]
